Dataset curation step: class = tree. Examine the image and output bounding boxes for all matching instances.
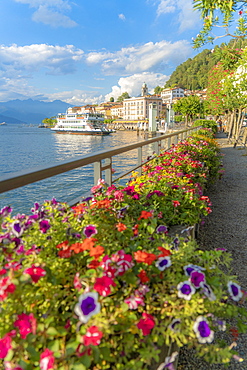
[117,92,130,102]
[154,86,163,94]
[173,95,202,125]
[110,97,114,102]
[193,0,247,48]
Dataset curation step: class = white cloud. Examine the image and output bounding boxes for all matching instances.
[118,13,126,21]
[86,40,192,75]
[155,0,200,32]
[46,89,105,105]
[0,44,84,75]
[104,72,169,102]
[14,0,77,27]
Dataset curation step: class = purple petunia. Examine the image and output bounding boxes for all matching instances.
[183,264,205,277]
[200,283,216,301]
[83,224,98,238]
[177,281,196,300]
[157,351,179,370]
[0,206,12,218]
[74,292,101,323]
[155,256,171,271]
[169,318,181,332]
[156,225,168,234]
[193,316,214,344]
[190,270,205,288]
[12,222,24,237]
[227,281,243,302]
[39,219,51,234]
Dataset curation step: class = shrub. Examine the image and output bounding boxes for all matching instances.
[0,129,246,370]
[193,119,218,134]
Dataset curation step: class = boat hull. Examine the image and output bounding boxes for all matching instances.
[51,129,111,135]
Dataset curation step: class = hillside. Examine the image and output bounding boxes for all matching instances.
[0,99,72,124]
[165,39,247,90]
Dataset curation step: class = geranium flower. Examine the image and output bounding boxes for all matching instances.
[70,237,97,254]
[193,316,214,344]
[74,292,101,323]
[24,265,46,283]
[14,313,36,339]
[111,250,134,275]
[83,326,103,346]
[40,348,55,370]
[227,281,243,302]
[0,276,16,301]
[134,251,157,265]
[138,211,153,220]
[172,200,180,207]
[177,281,196,300]
[137,270,150,283]
[83,224,98,238]
[124,295,145,309]
[155,256,172,271]
[94,276,116,297]
[116,222,127,232]
[0,335,12,359]
[137,312,155,336]
[89,245,104,259]
[190,270,205,288]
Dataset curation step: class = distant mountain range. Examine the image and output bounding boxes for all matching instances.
[0,99,72,124]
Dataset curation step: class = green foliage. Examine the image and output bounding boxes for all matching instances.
[173,95,203,123]
[154,86,163,94]
[193,119,218,134]
[117,92,131,102]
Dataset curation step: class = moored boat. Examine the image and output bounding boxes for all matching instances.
[51,110,112,135]
[0,122,6,125]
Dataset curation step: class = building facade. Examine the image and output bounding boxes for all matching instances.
[161,87,185,104]
[123,95,163,120]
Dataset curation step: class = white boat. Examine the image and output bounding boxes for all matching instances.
[0,122,6,125]
[51,111,113,135]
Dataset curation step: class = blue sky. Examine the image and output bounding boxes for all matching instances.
[0,0,233,105]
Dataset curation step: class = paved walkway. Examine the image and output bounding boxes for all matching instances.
[178,132,247,369]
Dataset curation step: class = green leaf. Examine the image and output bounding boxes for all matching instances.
[46,327,59,336]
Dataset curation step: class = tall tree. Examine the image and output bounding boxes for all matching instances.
[173,95,202,125]
[117,92,131,102]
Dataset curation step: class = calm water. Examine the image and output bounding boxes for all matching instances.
[0,124,155,214]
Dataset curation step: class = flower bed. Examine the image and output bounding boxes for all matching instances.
[0,128,246,370]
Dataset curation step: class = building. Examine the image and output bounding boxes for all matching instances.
[110,103,124,119]
[123,95,163,120]
[161,87,185,104]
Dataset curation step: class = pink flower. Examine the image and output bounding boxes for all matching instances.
[73,272,82,291]
[172,200,181,207]
[24,265,46,283]
[124,295,145,309]
[137,313,155,336]
[83,326,103,346]
[40,348,55,370]
[14,313,36,339]
[94,276,116,297]
[0,276,16,301]
[0,335,12,359]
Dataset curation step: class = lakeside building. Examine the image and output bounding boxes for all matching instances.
[161,87,185,104]
[122,95,163,121]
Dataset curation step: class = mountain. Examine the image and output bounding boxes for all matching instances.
[0,99,72,124]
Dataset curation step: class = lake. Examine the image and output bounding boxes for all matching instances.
[0,124,155,214]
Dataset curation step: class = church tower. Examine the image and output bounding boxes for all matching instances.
[141,82,148,96]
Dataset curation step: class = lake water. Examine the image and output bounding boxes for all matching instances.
[0,124,156,214]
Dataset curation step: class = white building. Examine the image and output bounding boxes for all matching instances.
[161,87,184,104]
[123,95,162,120]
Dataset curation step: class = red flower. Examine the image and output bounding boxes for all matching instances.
[138,211,153,220]
[134,251,157,265]
[89,245,105,259]
[172,200,180,207]
[158,247,171,257]
[138,269,150,283]
[87,259,101,269]
[24,265,46,283]
[94,276,116,296]
[137,312,155,336]
[116,222,127,232]
[83,326,103,346]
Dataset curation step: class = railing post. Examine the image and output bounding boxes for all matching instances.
[167,137,171,149]
[138,147,142,176]
[94,161,101,185]
[154,141,160,155]
[104,158,112,186]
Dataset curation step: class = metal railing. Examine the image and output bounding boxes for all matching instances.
[0,126,200,205]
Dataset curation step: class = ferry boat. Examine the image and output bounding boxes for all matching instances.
[51,110,112,135]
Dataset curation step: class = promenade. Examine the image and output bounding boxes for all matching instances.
[178,132,247,369]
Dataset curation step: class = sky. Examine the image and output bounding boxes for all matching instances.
[0,0,227,105]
